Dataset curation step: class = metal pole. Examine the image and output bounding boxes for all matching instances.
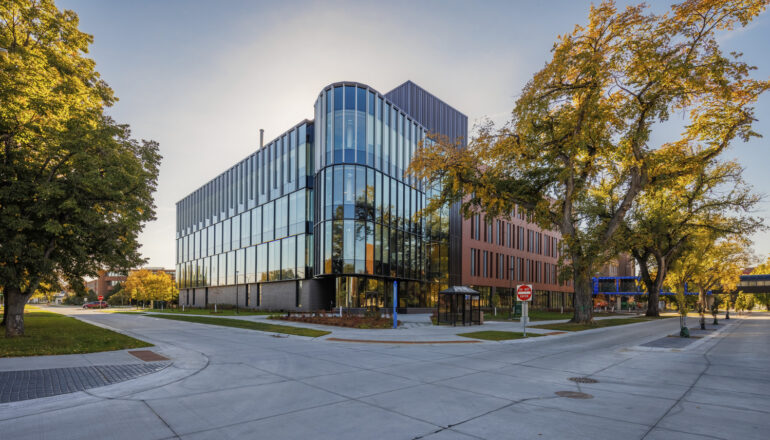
[522,301,528,337]
[235,271,239,314]
[392,281,397,328]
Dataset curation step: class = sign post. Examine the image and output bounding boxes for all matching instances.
[516,284,533,337]
[392,281,398,329]
[97,295,104,309]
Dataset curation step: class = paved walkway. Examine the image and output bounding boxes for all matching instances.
[135,310,653,343]
[2,308,768,439]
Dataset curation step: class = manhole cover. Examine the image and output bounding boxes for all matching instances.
[568,377,598,384]
[555,391,593,399]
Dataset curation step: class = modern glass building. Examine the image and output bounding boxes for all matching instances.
[176,81,458,311]
[176,80,574,311]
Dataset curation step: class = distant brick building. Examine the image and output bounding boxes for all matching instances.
[85,267,176,297]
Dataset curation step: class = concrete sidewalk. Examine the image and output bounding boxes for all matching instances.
[2,309,766,439]
[133,309,659,343]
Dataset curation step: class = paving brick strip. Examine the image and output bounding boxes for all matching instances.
[0,362,170,403]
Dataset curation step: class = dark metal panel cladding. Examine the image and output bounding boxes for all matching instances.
[385,81,468,148]
[386,81,467,285]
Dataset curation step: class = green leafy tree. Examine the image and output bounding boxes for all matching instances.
[620,156,761,317]
[734,291,755,312]
[0,0,160,336]
[752,255,770,310]
[410,0,769,323]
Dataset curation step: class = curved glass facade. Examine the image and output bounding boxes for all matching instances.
[176,81,453,310]
[313,83,449,308]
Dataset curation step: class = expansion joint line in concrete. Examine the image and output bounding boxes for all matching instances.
[639,319,744,440]
[410,395,562,440]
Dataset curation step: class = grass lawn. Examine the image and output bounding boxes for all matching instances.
[0,311,151,357]
[142,308,274,316]
[148,314,330,337]
[458,330,544,341]
[484,310,629,322]
[531,316,670,332]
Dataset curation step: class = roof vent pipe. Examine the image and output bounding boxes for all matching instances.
[259,129,264,148]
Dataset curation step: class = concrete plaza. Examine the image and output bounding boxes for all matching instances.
[1,309,768,439]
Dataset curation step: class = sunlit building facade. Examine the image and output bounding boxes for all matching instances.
[176,81,456,310]
[176,80,573,311]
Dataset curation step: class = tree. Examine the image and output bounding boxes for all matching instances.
[125,269,152,308]
[667,233,749,328]
[125,270,177,308]
[620,158,761,317]
[0,0,160,336]
[734,291,755,312]
[752,255,770,310]
[144,271,178,308]
[410,0,770,323]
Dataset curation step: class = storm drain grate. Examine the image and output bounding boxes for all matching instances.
[555,391,594,399]
[568,377,598,384]
[129,350,169,362]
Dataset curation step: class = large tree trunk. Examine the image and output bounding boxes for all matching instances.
[571,269,594,324]
[698,290,707,330]
[1,292,7,327]
[5,286,29,338]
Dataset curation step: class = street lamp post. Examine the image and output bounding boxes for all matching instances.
[235,270,239,315]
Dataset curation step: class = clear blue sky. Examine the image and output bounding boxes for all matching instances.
[58,0,770,269]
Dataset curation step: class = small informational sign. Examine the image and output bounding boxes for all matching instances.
[97,295,104,301]
[516,284,533,302]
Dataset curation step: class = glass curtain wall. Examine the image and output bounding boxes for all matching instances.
[313,83,449,308]
[176,121,314,291]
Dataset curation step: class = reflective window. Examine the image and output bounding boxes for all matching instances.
[257,243,267,282]
[251,206,261,245]
[227,251,236,285]
[356,87,366,165]
[343,220,355,273]
[219,253,227,285]
[263,200,274,242]
[223,218,231,252]
[235,248,245,283]
[283,235,296,279]
[246,246,256,283]
[210,256,218,287]
[334,87,343,162]
[278,196,289,238]
[269,240,281,281]
[207,225,214,257]
[367,91,374,167]
[343,166,354,218]
[375,96,382,170]
[231,215,240,250]
[333,166,343,219]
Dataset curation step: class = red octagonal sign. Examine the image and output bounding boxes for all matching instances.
[516,284,533,302]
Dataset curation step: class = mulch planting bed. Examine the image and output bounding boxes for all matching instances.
[273,314,398,329]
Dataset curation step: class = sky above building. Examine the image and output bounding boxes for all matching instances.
[58,0,770,269]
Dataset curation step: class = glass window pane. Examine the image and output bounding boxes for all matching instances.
[357,87,366,165]
[343,220,354,273]
[263,201,274,241]
[223,218,231,252]
[269,240,281,281]
[246,246,256,283]
[334,87,343,162]
[282,236,296,279]
[257,243,267,282]
[276,196,288,238]
[344,166,355,218]
[355,166,366,220]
